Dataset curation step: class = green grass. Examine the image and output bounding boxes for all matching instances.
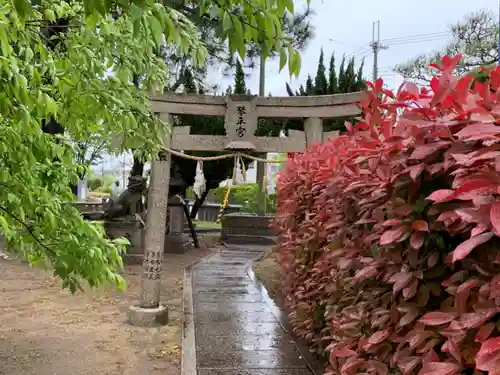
[193,220,221,229]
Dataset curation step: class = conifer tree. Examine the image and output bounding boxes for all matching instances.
[356,60,365,89]
[305,75,314,95]
[314,49,328,95]
[283,51,367,133]
[234,59,247,94]
[340,57,355,92]
[337,56,346,92]
[328,54,338,94]
[182,69,198,93]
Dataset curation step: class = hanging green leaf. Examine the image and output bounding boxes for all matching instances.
[12,0,31,19]
[149,14,163,48]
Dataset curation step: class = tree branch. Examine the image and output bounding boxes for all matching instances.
[0,205,57,257]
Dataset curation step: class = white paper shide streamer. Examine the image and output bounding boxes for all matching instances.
[193,160,206,198]
[232,156,246,185]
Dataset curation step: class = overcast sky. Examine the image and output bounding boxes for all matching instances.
[210,0,499,94]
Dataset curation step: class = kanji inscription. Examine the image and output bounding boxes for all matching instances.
[235,105,246,137]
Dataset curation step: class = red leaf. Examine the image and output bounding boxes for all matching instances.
[472,225,489,237]
[408,331,431,349]
[452,232,494,262]
[410,232,425,249]
[398,310,419,327]
[490,200,500,234]
[453,178,498,200]
[460,309,497,329]
[397,81,419,100]
[428,179,497,204]
[330,347,358,358]
[368,329,391,345]
[476,337,500,371]
[456,278,481,294]
[428,252,439,267]
[476,323,496,343]
[380,219,403,227]
[392,272,413,294]
[407,163,425,181]
[442,339,462,364]
[455,123,500,139]
[426,189,454,203]
[397,357,420,375]
[418,311,455,326]
[402,279,419,300]
[409,141,450,160]
[417,361,461,375]
[365,360,388,375]
[412,220,429,232]
[422,348,440,366]
[353,266,379,281]
[380,225,407,245]
[340,357,365,375]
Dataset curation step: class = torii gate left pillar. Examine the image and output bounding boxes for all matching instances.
[128,113,172,327]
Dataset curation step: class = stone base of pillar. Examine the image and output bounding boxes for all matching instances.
[127,305,169,327]
[164,233,188,253]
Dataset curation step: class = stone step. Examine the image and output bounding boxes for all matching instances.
[222,234,276,246]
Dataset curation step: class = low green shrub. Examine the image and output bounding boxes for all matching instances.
[187,183,276,213]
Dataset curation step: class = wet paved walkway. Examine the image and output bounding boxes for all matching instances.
[191,245,313,375]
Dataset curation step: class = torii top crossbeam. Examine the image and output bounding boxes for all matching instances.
[150,92,365,153]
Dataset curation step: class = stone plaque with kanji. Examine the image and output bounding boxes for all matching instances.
[224,96,258,148]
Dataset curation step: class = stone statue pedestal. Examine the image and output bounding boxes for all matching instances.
[164,196,188,253]
[221,212,275,245]
[164,197,189,254]
[104,216,144,264]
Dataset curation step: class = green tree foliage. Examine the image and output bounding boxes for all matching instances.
[187,183,276,213]
[285,52,366,132]
[305,75,314,95]
[395,10,498,83]
[313,49,328,95]
[234,59,247,95]
[162,1,314,91]
[88,177,103,191]
[328,54,338,93]
[87,174,116,192]
[1,0,305,292]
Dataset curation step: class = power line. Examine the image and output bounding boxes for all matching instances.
[345,45,371,59]
[386,36,449,46]
[342,30,452,58]
[380,31,450,43]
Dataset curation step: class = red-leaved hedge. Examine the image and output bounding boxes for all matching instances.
[273,55,500,375]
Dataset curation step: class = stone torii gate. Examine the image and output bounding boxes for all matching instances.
[127,91,364,326]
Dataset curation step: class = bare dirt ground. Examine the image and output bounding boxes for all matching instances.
[0,235,219,375]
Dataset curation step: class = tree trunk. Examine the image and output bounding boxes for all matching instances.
[42,19,75,196]
[130,153,144,177]
[190,189,209,219]
[42,117,80,197]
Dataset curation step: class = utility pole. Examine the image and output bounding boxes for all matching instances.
[370,20,388,81]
